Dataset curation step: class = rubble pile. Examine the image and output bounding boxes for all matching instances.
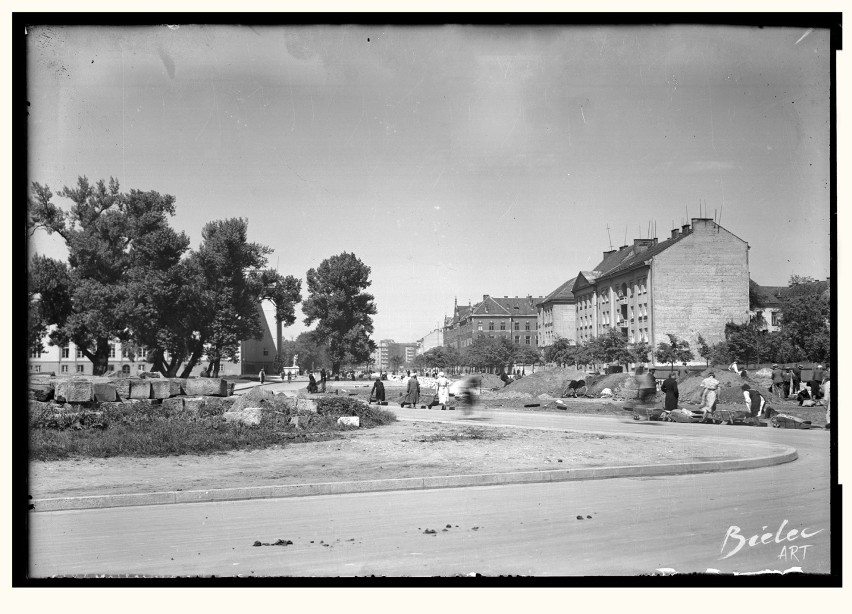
[501,367,588,396]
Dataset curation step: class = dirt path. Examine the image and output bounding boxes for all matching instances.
[31,419,764,500]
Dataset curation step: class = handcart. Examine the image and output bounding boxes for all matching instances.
[623,400,667,421]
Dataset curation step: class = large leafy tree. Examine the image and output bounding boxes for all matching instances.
[654,333,694,370]
[28,177,189,375]
[775,275,830,363]
[302,252,377,374]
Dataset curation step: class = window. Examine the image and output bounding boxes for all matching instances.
[263,347,269,356]
[525,336,531,345]
[514,322,520,331]
[524,322,530,331]
[122,364,131,374]
[488,321,494,331]
[122,346,129,359]
[110,345,116,358]
[477,323,483,332]
[771,311,780,327]
[30,348,42,359]
[138,364,146,372]
[33,365,41,373]
[62,345,70,358]
[108,364,115,372]
[61,365,68,373]
[514,336,520,344]
[500,322,506,331]
[76,348,84,358]
[76,365,84,373]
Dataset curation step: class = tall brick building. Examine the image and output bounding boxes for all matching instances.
[572,218,750,353]
[444,295,542,350]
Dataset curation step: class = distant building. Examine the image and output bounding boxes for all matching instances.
[444,295,542,350]
[750,282,785,333]
[416,327,444,355]
[536,277,577,347]
[372,339,418,372]
[572,218,751,353]
[29,303,277,377]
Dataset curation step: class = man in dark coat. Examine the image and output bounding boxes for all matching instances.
[792,364,802,394]
[811,364,825,399]
[742,383,768,425]
[771,364,784,400]
[660,373,679,411]
[404,373,420,408]
[320,368,327,392]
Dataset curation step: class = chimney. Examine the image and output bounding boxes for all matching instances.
[681,223,690,236]
[483,295,488,301]
[633,238,655,253]
[671,228,680,239]
[619,245,629,251]
[603,249,617,259]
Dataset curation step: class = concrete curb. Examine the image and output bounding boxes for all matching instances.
[31,444,797,513]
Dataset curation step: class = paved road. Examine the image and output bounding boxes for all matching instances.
[29,407,832,577]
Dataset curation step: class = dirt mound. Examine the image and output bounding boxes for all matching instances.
[501,367,587,396]
[677,368,767,404]
[478,373,506,389]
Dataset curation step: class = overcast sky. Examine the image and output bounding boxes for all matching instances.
[27,24,831,343]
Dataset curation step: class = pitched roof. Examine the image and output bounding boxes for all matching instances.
[471,296,510,316]
[538,277,577,306]
[596,235,689,282]
[491,296,542,317]
[752,284,785,307]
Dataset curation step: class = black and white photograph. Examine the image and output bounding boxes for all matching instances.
[17,10,840,586]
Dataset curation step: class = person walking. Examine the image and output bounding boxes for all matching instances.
[258,368,265,385]
[320,368,327,393]
[403,373,420,408]
[458,373,482,415]
[699,372,720,423]
[660,372,679,411]
[782,367,792,399]
[435,371,451,410]
[369,376,385,405]
[677,362,690,380]
[792,364,802,394]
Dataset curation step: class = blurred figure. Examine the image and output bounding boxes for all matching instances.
[258,368,265,385]
[635,366,657,403]
[811,364,825,400]
[307,373,318,393]
[320,368,327,392]
[458,373,482,415]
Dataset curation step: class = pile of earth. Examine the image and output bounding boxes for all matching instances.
[477,373,507,389]
[677,367,770,404]
[585,373,661,402]
[499,367,588,397]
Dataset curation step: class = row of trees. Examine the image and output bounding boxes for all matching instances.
[411,336,542,373]
[28,177,378,377]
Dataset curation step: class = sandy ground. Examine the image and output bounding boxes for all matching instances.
[30,419,759,500]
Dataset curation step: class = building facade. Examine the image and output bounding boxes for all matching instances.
[29,303,277,377]
[371,339,418,372]
[572,218,751,355]
[416,327,444,355]
[444,295,542,350]
[536,277,577,347]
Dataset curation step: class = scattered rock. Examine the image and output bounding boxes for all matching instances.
[423,529,437,534]
[253,541,262,547]
[586,515,592,519]
[576,515,584,520]
[600,388,613,397]
[185,378,228,397]
[337,416,360,428]
[222,407,262,427]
